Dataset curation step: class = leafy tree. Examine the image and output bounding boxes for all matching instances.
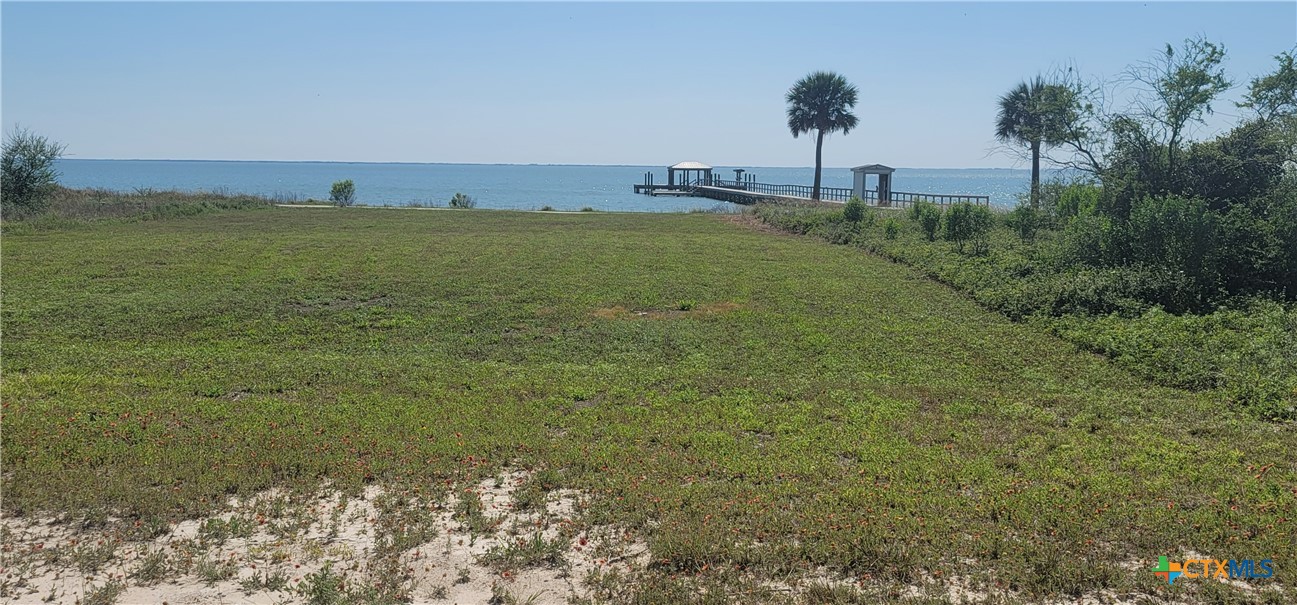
[2,126,67,216]
[786,71,859,201]
[1125,37,1231,181]
[995,76,1076,206]
[1239,50,1297,122]
[330,179,355,206]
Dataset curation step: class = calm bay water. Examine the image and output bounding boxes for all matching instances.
[55,160,1038,212]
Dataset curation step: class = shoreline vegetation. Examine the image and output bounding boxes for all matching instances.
[753,195,1296,422]
[0,186,747,234]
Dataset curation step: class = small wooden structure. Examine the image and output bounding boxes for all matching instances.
[852,164,894,205]
[667,161,712,187]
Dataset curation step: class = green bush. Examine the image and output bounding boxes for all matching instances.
[329,180,355,207]
[883,218,900,240]
[1126,195,1219,308]
[1054,211,1125,268]
[1005,204,1041,241]
[2,127,66,216]
[943,202,994,254]
[843,197,866,222]
[1040,180,1101,222]
[910,201,943,241]
[449,193,476,209]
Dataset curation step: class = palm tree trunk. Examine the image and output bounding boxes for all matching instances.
[812,130,824,201]
[1030,140,1041,208]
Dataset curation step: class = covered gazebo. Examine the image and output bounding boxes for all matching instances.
[852,164,895,205]
[668,161,713,187]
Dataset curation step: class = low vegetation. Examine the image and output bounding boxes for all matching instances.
[1,186,274,232]
[4,208,1294,602]
[755,182,1296,421]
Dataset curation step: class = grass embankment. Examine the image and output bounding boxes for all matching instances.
[0,186,274,233]
[754,203,1297,422]
[3,208,1294,602]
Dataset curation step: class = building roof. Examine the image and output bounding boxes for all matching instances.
[670,161,712,170]
[851,164,895,173]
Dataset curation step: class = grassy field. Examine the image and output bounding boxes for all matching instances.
[3,207,1294,603]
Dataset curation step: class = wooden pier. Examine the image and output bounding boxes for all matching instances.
[634,162,991,208]
[636,179,990,208]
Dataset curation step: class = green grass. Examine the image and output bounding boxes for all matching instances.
[3,208,1295,601]
[755,203,1297,421]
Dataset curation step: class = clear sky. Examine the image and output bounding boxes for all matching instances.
[2,2,1294,168]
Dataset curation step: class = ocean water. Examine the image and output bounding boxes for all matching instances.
[54,160,1040,212]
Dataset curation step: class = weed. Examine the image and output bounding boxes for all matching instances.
[72,540,116,574]
[454,490,495,536]
[240,568,291,594]
[480,532,568,570]
[80,580,124,605]
[296,562,347,605]
[195,557,237,585]
[130,549,169,586]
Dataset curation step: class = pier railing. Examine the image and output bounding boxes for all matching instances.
[707,179,854,202]
[886,191,990,207]
[702,179,988,207]
[637,176,992,207]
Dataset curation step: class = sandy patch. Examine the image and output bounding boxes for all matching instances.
[0,470,647,605]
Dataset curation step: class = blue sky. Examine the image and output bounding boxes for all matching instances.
[3,2,1294,168]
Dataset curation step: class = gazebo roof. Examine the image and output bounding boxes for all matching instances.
[851,164,895,174]
[670,161,712,170]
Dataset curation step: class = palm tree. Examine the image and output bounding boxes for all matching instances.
[995,76,1065,207]
[786,71,859,201]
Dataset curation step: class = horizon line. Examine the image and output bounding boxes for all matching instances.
[58,157,1031,171]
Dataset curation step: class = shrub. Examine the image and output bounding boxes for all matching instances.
[1054,210,1125,267]
[580,207,596,212]
[1005,204,1041,241]
[2,127,67,216]
[1126,195,1220,307]
[822,220,856,245]
[329,180,355,207]
[843,197,866,222]
[884,218,900,240]
[1040,180,1102,222]
[911,201,943,241]
[540,205,555,212]
[943,202,994,254]
[449,193,476,209]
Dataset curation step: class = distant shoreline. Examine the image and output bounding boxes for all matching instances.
[57,158,1032,171]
